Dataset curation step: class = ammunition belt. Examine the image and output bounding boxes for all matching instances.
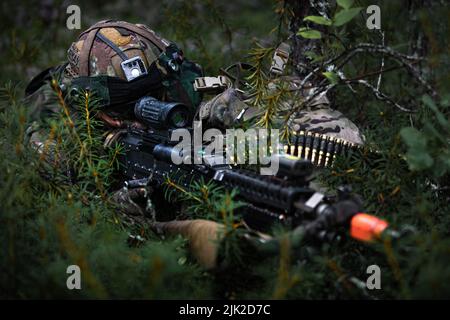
[283,130,362,168]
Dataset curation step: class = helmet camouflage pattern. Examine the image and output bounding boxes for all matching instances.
[66,20,167,80]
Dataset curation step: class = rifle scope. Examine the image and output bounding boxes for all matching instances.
[134,96,191,130]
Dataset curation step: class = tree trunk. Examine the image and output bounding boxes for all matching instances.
[286,0,331,78]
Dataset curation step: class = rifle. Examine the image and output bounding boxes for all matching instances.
[114,96,395,249]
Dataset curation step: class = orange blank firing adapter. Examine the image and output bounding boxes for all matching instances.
[350,213,389,242]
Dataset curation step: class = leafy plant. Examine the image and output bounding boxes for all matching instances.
[400,95,450,176]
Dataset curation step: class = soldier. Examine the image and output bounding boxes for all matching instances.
[25,20,364,169]
[195,41,364,148]
[196,86,364,146]
[24,20,204,217]
[25,19,202,154]
[24,21,366,268]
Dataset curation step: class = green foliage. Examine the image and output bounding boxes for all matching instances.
[401,96,450,176]
[337,0,354,10]
[158,0,276,74]
[299,0,362,39]
[401,127,433,171]
[322,71,340,85]
[332,7,363,27]
[303,16,332,27]
[0,82,211,299]
[297,27,322,39]
[163,177,243,221]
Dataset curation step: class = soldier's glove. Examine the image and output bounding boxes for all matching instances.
[111,187,148,216]
[198,88,249,129]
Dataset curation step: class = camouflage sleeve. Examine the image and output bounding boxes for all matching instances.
[23,81,60,122]
[22,63,74,146]
[291,107,365,145]
[22,80,62,151]
[198,88,248,129]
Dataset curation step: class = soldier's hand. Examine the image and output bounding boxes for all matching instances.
[111,187,147,216]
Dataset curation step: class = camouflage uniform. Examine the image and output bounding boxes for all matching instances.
[282,83,364,145]
[24,65,68,152]
[198,88,248,129]
[197,86,365,146]
[290,106,364,145]
[25,20,202,147]
[23,21,367,270]
[25,21,364,221]
[24,20,207,218]
[197,40,364,146]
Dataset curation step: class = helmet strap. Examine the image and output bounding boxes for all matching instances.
[95,32,128,61]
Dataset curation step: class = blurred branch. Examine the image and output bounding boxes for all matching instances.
[351,80,414,113]
[330,43,438,99]
[376,32,385,91]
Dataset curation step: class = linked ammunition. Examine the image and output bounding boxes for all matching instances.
[283,130,362,167]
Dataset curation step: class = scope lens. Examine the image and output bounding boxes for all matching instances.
[169,109,188,128]
[135,96,191,129]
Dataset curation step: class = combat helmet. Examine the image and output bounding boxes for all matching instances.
[66,20,168,81]
[26,20,203,112]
